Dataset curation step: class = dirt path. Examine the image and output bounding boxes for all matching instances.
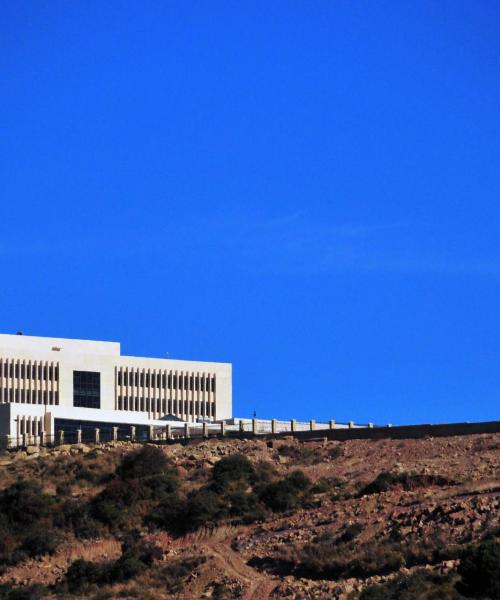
[207,541,278,600]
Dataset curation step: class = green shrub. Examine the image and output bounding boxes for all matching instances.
[162,556,206,594]
[20,526,59,558]
[146,492,185,534]
[64,533,162,591]
[142,471,180,500]
[0,583,47,600]
[457,538,500,598]
[0,480,54,527]
[359,472,454,496]
[260,470,311,512]
[212,454,256,492]
[0,480,61,565]
[59,500,105,539]
[360,570,462,599]
[339,522,363,543]
[116,446,170,480]
[183,488,226,531]
[277,444,321,465]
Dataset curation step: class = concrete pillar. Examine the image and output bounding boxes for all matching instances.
[202,423,208,438]
[58,430,64,445]
[348,421,354,429]
[94,428,100,444]
[220,421,225,436]
[271,419,277,434]
[39,432,45,447]
[184,423,190,439]
[290,419,297,433]
[329,420,336,430]
[130,426,136,441]
[310,419,316,431]
[165,424,172,440]
[252,418,257,435]
[112,426,118,441]
[22,433,28,448]
[77,429,82,444]
[148,425,154,441]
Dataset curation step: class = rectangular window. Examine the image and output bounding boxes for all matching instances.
[73,371,101,409]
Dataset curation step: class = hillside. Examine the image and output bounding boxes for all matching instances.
[0,433,499,599]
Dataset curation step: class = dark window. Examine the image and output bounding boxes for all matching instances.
[73,371,101,409]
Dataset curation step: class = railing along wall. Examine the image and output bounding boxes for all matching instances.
[2,417,500,451]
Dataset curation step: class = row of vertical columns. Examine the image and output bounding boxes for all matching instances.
[16,415,44,438]
[116,366,216,422]
[0,358,59,405]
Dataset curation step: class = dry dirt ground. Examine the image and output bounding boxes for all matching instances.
[0,432,499,599]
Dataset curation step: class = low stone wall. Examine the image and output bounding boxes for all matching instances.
[286,420,500,442]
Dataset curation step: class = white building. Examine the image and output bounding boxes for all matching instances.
[0,333,232,443]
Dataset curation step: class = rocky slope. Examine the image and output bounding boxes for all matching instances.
[0,432,499,599]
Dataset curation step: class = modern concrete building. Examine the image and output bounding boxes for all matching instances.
[0,333,232,443]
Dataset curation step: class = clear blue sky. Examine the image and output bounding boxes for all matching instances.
[1,2,499,425]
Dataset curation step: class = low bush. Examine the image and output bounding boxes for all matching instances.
[212,454,256,492]
[0,480,61,565]
[277,444,322,465]
[359,472,454,496]
[116,446,171,480]
[457,538,500,598]
[260,470,311,512]
[360,570,463,599]
[65,532,162,592]
[0,583,47,600]
[162,556,206,594]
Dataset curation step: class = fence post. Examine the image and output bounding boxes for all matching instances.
[348,421,354,429]
[58,430,64,445]
[130,426,136,441]
[291,419,297,433]
[39,432,44,447]
[220,421,226,436]
[112,426,118,441]
[94,428,100,444]
[271,419,277,434]
[310,419,316,431]
[252,418,257,435]
[239,420,244,433]
[148,425,154,441]
[202,423,208,438]
[166,424,172,440]
[184,423,190,439]
[329,420,335,430]
[76,429,81,444]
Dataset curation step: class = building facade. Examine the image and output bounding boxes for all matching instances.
[0,333,232,442]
